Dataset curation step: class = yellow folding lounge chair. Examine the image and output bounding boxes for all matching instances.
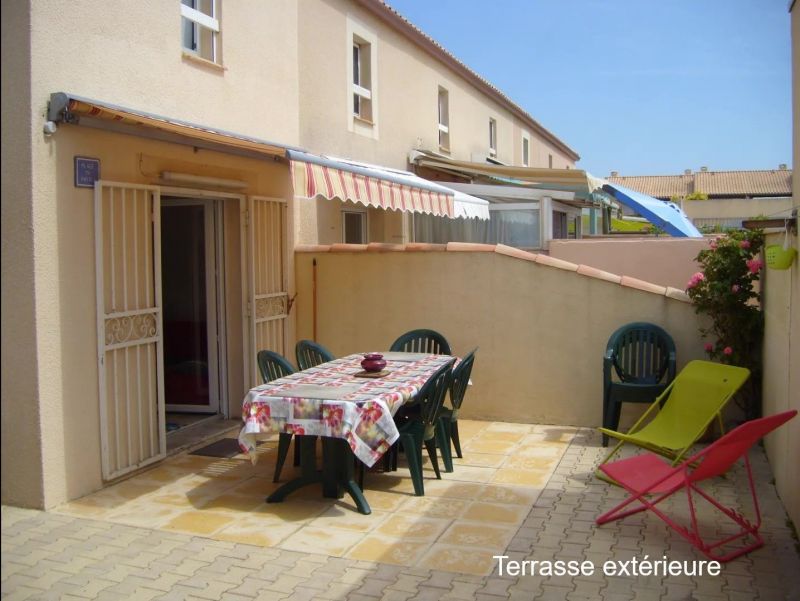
[597,360,750,483]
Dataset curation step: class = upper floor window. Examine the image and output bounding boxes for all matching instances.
[438,87,450,150]
[352,39,373,121]
[181,0,220,64]
[489,118,497,157]
[522,136,530,167]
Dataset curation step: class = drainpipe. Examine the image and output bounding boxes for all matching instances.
[312,258,318,342]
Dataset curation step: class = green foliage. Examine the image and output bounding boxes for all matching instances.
[611,217,650,232]
[685,191,709,201]
[685,229,766,419]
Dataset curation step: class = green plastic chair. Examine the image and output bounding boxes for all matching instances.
[390,329,451,356]
[256,350,300,483]
[438,348,478,471]
[602,322,676,446]
[597,360,751,483]
[392,358,456,496]
[295,339,335,370]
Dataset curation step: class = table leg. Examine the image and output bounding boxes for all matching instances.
[267,435,320,503]
[322,438,371,515]
[266,435,372,515]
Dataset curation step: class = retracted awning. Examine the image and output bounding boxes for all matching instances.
[409,149,613,208]
[48,92,289,158]
[603,183,702,238]
[288,150,489,220]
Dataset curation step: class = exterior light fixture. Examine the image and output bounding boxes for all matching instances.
[160,171,248,189]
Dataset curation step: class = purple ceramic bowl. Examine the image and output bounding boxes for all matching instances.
[361,353,386,372]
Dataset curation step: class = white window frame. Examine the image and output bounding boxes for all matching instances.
[521,131,530,167]
[438,87,450,151]
[181,0,220,64]
[347,17,379,139]
[489,118,497,157]
[342,208,368,244]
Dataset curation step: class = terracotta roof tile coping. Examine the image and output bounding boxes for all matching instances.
[366,242,406,252]
[294,244,331,253]
[445,242,496,252]
[576,264,623,285]
[405,242,447,252]
[620,275,668,296]
[294,243,690,302]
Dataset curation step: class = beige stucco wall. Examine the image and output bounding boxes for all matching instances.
[762,229,800,531]
[295,0,577,246]
[761,2,800,531]
[1,1,46,507]
[1,121,292,508]
[28,0,300,146]
[294,248,706,427]
[683,197,793,221]
[549,238,708,290]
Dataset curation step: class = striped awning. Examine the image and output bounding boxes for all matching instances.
[289,150,456,218]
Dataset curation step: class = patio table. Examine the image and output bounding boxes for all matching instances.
[238,352,454,514]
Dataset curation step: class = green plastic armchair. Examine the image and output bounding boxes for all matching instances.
[602,322,676,446]
[256,350,299,483]
[295,339,335,370]
[390,329,451,356]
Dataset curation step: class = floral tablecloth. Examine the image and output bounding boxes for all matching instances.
[238,353,453,467]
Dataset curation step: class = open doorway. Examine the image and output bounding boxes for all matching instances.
[160,198,225,434]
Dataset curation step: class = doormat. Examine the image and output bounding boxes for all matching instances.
[190,438,243,458]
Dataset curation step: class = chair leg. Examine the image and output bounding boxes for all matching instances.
[274,433,293,483]
[451,420,463,458]
[436,420,453,473]
[424,439,442,479]
[602,400,622,448]
[402,433,424,496]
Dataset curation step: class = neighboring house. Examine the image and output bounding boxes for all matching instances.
[1,0,580,508]
[608,166,793,230]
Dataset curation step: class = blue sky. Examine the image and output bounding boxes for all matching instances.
[387,0,792,177]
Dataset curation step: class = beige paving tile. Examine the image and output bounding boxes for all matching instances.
[484,422,535,434]
[441,464,496,483]
[308,505,389,533]
[451,451,506,469]
[461,502,529,524]
[278,526,365,556]
[105,501,186,528]
[473,430,527,444]
[490,468,552,487]
[346,534,431,566]
[515,443,569,458]
[375,514,451,541]
[420,480,486,499]
[253,499,329,522]
[452,419,490,437]
[397,495,470,519]
[213,518,301,547]
[477,484,541,506]
[501,455,561,471]
[162,510,235,536]
[462,439,519,454]
[358,489,408,512]
[438,521,515,550]
[416,543,496,576]
[199,492,266,513]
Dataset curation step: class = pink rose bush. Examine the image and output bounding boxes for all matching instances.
[687,228,765,419]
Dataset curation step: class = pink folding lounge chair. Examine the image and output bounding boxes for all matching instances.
[596,410,797,562]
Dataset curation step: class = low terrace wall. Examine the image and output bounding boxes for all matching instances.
[294,243,707,427]
[549,237,709,291]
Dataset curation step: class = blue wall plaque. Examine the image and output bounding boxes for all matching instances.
[74,156,100,188]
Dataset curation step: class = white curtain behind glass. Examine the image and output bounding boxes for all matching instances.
[414,209,540,250]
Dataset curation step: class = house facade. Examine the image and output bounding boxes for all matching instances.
[608,166,793,231]
[1,0,579,508]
